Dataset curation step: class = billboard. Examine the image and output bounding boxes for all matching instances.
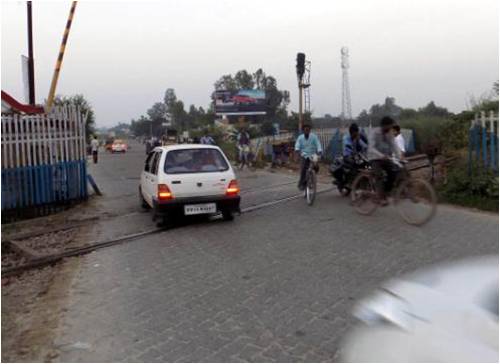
[213,89,267,116]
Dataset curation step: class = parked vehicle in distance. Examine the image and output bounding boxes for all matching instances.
[341,255,499,362]
[139,144,241,226]
[104,138,114,152]
[111,139,128,153]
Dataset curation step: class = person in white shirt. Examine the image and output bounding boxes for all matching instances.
[393,124,406,156]
[90,136,99,164]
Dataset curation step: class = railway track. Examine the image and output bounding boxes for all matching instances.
[1,186,334,277]
[2,155,444,278]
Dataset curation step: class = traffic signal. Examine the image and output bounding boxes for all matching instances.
[296,52,305,80]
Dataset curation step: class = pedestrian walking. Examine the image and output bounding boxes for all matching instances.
[90,135,99,164]
[237,128,251,169]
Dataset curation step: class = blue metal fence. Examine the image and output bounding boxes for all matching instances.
[468,111,498,173]
[253,126,416,162]
[1,106,88,221]
[1,161,87,210]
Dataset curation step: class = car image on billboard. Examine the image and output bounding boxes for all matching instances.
[213,89,267,115]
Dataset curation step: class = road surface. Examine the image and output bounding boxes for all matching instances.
[49,141,498,362]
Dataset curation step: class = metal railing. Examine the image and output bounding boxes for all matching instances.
[1,105,88,221]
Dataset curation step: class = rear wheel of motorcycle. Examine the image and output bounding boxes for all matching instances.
[338,186,351,196]
[351,174,378,215]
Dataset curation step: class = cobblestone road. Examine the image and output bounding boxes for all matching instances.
[51,143,498,362]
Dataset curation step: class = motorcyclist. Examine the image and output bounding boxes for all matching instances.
[343,123,368,162]
[294,122,323,190]
[333,123,368,191]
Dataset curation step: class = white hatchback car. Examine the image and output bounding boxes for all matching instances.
[139,144,240,225]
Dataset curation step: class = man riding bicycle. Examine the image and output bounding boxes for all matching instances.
[295,122,322,190]
[368,116,403,205]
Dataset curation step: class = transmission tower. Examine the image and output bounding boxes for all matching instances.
[341,46,352,122]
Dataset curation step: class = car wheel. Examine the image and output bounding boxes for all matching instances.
[221,210,234,221]
[139,188,150,209]
[160,214,176,229]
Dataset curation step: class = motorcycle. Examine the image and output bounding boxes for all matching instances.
[329,153,370,196]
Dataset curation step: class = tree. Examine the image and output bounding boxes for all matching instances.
[234,70,255,89]
[164,88,177,110]
[253,69,266,90]
[418,101,450,118]
[147,102,168,136]
[53,94,95,142]
[400,108,418,120]
[214,74,238,91]
[356,109,370,125]
[130,115,152,137]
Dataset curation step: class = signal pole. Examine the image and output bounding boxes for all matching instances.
[298,81,303,130]
[296,53,311,131]
[27,1,35,105]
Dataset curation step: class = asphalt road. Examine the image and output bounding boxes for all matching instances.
[52,141,498,362]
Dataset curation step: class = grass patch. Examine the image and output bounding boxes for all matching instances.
[437,160,498,212]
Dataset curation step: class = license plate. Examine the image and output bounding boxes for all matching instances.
[184,203,217,215]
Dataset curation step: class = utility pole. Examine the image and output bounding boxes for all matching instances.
[27,1,35,105]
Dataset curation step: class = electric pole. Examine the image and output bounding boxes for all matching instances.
[27,1,35,105]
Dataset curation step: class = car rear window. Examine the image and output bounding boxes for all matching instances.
[164,148,229,174]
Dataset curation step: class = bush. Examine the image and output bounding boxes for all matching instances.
[439,161,499,211]
[400,115,472,155]
[400,116,449,152]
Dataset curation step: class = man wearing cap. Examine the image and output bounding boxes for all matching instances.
[294,123,323,190]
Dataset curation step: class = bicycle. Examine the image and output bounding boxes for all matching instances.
[303,154,319,206]
[350,157,437,226]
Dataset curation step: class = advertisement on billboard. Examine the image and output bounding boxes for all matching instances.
[213,89,267,116]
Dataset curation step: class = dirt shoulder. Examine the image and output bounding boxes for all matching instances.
[1,201,97,362]
[1,258,80,362]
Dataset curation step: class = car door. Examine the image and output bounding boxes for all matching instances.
[141,151,156,206]
[148,150,162,202]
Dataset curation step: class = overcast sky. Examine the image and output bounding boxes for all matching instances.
[1,0,498,127]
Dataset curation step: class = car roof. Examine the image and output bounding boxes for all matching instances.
[155,144,221,152]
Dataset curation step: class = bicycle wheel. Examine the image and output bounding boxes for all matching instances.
[394,178,437,226]
[351,173,378,215]
[306,169,317,206]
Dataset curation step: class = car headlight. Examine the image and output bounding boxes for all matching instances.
[353,288,414,331]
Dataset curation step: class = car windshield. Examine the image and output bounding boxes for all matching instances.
[164,148,229,174]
